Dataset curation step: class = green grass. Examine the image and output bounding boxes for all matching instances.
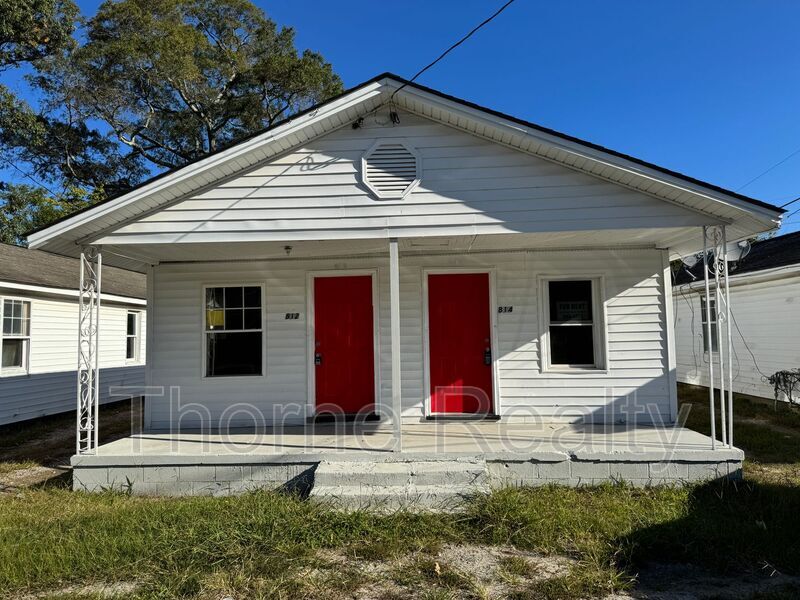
[1,388,799,598]
[1,479,799,598]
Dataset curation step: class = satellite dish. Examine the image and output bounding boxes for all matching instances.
[725,240,751,262]
[682,254,700,268]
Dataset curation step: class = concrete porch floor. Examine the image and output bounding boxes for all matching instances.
[71,423,743,499]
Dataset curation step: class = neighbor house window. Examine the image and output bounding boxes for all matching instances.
[545,280,601,369]
[700,296,718,353]
[126,311,140,361]
[204,286,262,376]
[1,299,31,374]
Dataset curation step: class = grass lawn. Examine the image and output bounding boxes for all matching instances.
[1,389,799,599]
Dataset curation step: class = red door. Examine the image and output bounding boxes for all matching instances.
[314,275,375,415]
[428,273,494,414]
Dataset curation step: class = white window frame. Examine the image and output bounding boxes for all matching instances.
[540,275,607,373]
[0,296,32,377]
[700,294,719,354]
[125,310,141,363]
[201,283,266,379]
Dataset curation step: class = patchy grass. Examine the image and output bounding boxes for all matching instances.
[1,480,799,598]
[0,387,798,598]
[679,383,800,484]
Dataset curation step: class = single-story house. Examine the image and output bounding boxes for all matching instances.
[25,74,785,497]
[0,243,146,425]
[674,230,800,402]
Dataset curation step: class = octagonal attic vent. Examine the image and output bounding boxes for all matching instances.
[361,140,421,199]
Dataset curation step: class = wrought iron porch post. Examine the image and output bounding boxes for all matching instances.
[722,229,734,447]
[702,227,716,449]
[77,245,102,455]
[711,227,728,446]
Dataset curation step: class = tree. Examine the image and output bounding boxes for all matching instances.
[0,0,342,245]
[0,0,77,70]
[50,0,343,170]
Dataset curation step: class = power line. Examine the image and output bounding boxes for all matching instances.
[736,145,800,192]
[390,0,517,101]
[780,196,800,209]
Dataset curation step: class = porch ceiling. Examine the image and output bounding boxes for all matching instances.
[100,227,703,271]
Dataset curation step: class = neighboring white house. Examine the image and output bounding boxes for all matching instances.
[26,73,784,435]
[0,243,146,425]
[674,231,800,401]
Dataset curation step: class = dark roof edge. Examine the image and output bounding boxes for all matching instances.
[0,276,146,300]
[26,72,784,239]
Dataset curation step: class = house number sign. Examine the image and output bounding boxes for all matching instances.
[285,312,300,320]
[498,306,513,313]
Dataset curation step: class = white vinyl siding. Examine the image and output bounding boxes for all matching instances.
[99,111,712,246]
[674,273,800,400]
[146,248,670,429]
[0,290,146,425]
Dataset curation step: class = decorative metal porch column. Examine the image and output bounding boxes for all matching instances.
[77,245,102,455]
[702,226,734,449]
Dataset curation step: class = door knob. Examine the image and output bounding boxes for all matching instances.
[484,348,492,365]
[315,353,323,366]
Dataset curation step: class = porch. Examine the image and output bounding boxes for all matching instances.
[72,422,743,500]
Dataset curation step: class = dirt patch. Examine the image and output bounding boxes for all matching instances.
[13,581,140,599]
[304,544,575,599]
[0,464,68,493]
[0,400,139,493]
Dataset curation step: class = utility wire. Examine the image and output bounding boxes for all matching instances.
[736,145,800,192]
[391,0,517,100]
[780,196,800,209]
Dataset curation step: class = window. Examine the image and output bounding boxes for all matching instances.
[204,286,263,377]
[545,280,601,369]
[1,299,31,374]
[126,311,140,361]
[700,296,718,353]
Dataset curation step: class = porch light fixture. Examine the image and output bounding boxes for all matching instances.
[361,139,421,199]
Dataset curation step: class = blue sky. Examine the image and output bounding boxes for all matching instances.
[7,0,800,231]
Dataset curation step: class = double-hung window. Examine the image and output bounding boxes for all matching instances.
[700,296,718,353]
[126,311,141,361]
[545,279,603,369]
[1,299,31,374]
[204,285,263,377]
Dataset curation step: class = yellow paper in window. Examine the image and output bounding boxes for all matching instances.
[206,309,224,329]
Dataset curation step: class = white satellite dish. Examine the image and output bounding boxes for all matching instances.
[726,240,751,262]
[682,254,700,268]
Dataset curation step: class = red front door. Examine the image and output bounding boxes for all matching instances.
[428,273,494,414]
[314,275,375,415]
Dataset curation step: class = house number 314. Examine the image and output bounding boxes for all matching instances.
[498,306,513,313]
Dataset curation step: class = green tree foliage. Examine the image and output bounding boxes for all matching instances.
[0,0,77,69]
[0,0,342,245]
[48,0,343,169]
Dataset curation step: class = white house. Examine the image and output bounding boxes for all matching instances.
[674,230,800,402]
[0,243,146,425]
[25,74,785,496]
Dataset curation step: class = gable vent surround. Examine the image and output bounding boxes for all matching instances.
[361,139,421,199]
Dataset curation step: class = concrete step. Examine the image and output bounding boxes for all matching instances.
[312,459,488,487]
[309,459,490,510]
[310,483,488,510]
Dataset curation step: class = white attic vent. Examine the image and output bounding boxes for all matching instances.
[361,140,421,199]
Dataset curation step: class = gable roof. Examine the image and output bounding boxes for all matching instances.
[675,230,800,284]
[0,243,146,299]
[27,73,784,263]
